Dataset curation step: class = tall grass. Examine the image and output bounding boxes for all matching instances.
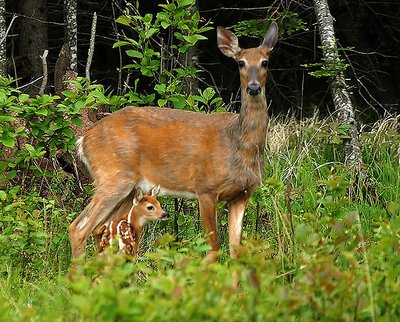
[1,115,400,321]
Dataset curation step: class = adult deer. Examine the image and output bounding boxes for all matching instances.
[70,22,278,262]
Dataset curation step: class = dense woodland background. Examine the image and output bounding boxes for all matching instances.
[2,0,400,121]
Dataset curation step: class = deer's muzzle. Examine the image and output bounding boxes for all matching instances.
[247,83,261,96]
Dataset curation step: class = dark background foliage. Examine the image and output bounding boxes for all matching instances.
[4,0,400,121]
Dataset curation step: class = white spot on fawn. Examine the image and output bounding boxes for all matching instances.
[108,221,114,246]
[117,221,125,253]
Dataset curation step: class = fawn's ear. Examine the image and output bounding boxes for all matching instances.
[261,22,278,50]
[217,27,241,58]
[133,188,144,206]
[149,184,160,197]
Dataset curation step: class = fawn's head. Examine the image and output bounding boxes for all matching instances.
[217,22,278,98]
[128,185,169,227]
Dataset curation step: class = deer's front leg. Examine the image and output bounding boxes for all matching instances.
[198,194,219,263]
[228,197,248,259]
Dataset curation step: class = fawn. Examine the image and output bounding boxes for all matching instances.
[94,185,169,256]
[70,22,278,262]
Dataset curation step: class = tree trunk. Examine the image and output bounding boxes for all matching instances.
[18,0,48,95]
[313,0,363,171]
[64,0,78,72]
[0,0,6,76]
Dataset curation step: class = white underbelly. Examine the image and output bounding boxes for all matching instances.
[136,179,197,199]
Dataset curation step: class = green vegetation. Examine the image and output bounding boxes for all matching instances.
[1,114,400,321]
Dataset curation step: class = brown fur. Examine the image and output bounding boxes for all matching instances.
[69,23,278,262]
[94,186,168,256]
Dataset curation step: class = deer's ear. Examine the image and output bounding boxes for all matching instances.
[149,184,160,197]
[217,27,241,58]
[133,188,144,206]
[261,22,278,50]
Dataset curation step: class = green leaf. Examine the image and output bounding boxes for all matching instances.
[116,16,131,26]
[18,93,30,103]
[35,109,48,116]
[140,66,153,76]
[202,87,215,101]
[74,100,85,110]
[171,94,186,109]
[192,95,207,104]
[143,13,153,24]
[113,41,131,48]
[62,90,78,99]
[0,115,16,122]
[144,28,158,39]
[157,99,168,107]
[89,91,106,101]
[154,84,166,95]
[160,3,176,12]
[125,50,144,59]
[177,0,194,8]
[160,21,170,29]
[62,127,74,139]
[71,116,83,127]
[1,136,14,148]
[24,144,35,152]
[6,170,17,179]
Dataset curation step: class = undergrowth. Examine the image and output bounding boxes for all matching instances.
[1,116,400,321]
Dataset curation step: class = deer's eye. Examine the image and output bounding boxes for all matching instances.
[261,60,268,68]
[238,60,245,68]
[147,205,155,211]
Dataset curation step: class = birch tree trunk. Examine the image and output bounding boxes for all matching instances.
[0,0,6,76]
[64,0,78,72]
[313,0,363,171]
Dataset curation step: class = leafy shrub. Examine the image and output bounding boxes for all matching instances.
[114,0,223,111]
[0,181,78,279]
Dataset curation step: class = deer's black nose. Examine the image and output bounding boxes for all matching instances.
[247,83,261,96]
[161,212,169,220]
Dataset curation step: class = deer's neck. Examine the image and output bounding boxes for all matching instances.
[128,210,143,243]
[229,92,268,187]
[238,93,268,147]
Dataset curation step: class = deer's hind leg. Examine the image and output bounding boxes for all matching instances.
[69,179,135,258]
[228,197,248,259]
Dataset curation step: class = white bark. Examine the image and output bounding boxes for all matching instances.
[64,0,78,72]
[313,0,363,170]
[0,0,6,75]
[39,49,48,95]
[85,12,97,80]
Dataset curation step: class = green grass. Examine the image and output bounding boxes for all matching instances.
[1,116,400,321]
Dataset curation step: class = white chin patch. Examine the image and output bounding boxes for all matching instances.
[136,179,197,199]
